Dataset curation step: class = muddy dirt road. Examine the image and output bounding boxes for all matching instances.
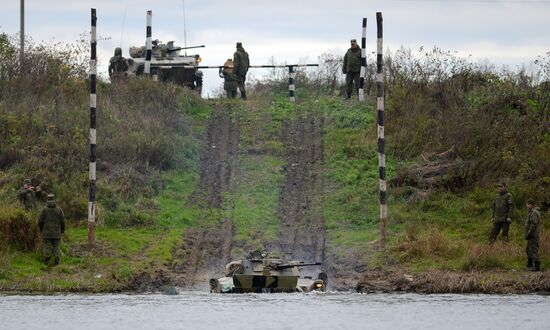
[172,104,240,288]
[276,113,326,273]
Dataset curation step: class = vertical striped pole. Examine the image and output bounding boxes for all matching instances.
[20,0,24,65]
[88,8,97,248]
[144,10,152,75]
[376,12,386,248]
[289,65,296,102]
[359,18,367,102]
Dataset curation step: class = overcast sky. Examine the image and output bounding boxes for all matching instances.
[1,0,549,96]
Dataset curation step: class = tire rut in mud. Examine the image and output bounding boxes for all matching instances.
[172,104,239,288]
[276,112,326,271]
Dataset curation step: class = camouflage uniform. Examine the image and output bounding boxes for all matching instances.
[343,40,361,99]
[17,179,44,209]
[233,42,250,99]
[219,61,238,99]
[108,47,129,80]
[38,195,65,266]
[525,206,541,271]
[489,190,513,243]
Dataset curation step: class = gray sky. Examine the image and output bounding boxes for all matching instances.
[1,0,549,96]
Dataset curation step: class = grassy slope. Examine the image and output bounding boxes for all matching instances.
[1,94,548,292]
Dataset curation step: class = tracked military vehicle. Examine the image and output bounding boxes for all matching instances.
[210,250,328,293]
[125,40,204,91]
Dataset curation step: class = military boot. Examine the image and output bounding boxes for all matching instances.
[54,257,60,266]
[241,91,247,100]
[532,261,541,272]
[527,258,533,271]
[44,256,51,266]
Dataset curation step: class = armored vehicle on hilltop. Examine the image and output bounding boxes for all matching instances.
[125,40,204,91]
[210,250,328,293]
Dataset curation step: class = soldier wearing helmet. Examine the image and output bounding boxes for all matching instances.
[219,59,238,99]
[108,47,129,80]
[233,42,250,100]
[38,194,66,266]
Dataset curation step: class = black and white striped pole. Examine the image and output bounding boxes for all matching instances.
[88,8,97,247]
[144,10,152,76]
[359,18,367,102]
[289,65,296,102]
[376,12,387,248]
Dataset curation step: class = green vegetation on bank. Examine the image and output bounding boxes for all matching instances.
[1,34,549,292]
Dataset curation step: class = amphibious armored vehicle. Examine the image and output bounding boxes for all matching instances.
[125,40,204,91]
[210,250,327,293]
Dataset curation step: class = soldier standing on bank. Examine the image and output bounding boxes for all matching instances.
[108,47,129,80]
[489,182,513,244]
[219,58,238,99]
[525,198,541,272]
[233,42,250,100]
[343,39,361,99]
[17,178,44,209]
[38,194,66,266]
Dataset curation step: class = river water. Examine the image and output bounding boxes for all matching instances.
[0,292,548,330]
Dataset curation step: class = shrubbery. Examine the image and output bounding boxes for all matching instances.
[0,206,41,252]
[0,32,202,230]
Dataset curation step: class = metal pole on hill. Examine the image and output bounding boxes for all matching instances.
[289,65,296,102]
[88,8,97,248]
[20,0,24,66]
[376,12,387,248]
[359,17,367,102]
[144,10,152,75]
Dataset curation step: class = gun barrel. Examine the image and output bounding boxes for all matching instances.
[275,262,322,269]
[249,64,319,68]
[167,45,206,52]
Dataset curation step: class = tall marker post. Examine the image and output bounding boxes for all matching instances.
[289,66,296,102]
[376,12,386,248]
[144,10,152,75]
[20,0,24,65]
[88,8,97,248]
[359,18,367,102]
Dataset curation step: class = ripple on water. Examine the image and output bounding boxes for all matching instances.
[1,292,549,330]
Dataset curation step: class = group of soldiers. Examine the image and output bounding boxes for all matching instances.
[219,42,250,99]
[17,178,542,271]
[17,179,65,267]
[106,38,367,100]
[490,182,542,271]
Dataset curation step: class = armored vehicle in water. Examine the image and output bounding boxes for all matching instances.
[125,40,204,91]
[210,250,327,293]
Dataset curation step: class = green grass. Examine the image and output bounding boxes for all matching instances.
[231,154,285,244]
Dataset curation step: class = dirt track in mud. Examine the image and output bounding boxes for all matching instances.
[275,113,326,275]
[166,101,361,290]
[170,104,239,288]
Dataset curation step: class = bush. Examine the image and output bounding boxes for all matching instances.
[460,243,512,270]
[392,226,460,261]
[0,206,41,252]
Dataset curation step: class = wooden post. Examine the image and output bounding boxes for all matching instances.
[289,65,296,102]
[88,8,97,248]
[144,10,152,75]
[376,12,386,248]
[359,18,367,102]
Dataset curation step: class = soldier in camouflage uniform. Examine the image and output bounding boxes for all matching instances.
[108,47,129,80]
[343,39,361,99]
[489,182,513,244]
[233,42,250,100]
[525,198,541,271]
[219,59,238,99]
[17,178,44,209]
[38,194,66,266]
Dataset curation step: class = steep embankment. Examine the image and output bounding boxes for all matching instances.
[171,104,240,288]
